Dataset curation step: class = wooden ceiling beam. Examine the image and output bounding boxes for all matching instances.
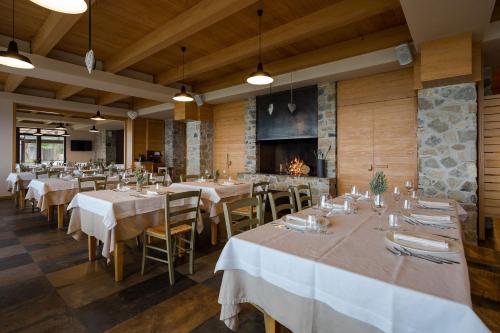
[55,0,258,102]
[195,25,412,93]
[156,0,401,86]
[4,2,93,93]
[98,92,128,106]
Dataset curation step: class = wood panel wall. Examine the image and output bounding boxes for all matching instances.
[212,101,245,178]
[337,68,417,194]
[479,94,500,236]
[132,118,164,161]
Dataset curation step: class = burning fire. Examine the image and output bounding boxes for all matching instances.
[287,157,309,176]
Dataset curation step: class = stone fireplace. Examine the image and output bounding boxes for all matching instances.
[258,138,318,176]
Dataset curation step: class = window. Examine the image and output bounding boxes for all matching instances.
[16,128,66,164]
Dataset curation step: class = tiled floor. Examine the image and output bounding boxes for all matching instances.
[0,200,264,333]
[0,199,498,332]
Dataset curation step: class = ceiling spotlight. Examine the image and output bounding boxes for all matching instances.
[30,0,88,14]
[90,110,106,121]
[89,125,99,133]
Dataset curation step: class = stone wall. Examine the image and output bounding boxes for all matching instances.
[165,120,186,179]
[317,81,337,177]
[244,97,257,173]
[94,130,106,162]
[105,131,118,163]
[417,83,478,243]
[186,120,213,175]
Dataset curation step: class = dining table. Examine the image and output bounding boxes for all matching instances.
[67,185,203,281]
[168,180,252,244]
[215,195,488,333]
[6,172,36,208]
[25,176,120,229]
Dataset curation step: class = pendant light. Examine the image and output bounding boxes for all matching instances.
[61,131,70,137]
[33,128,43,136]
[90,110,106,121]
[172,47,194,102]
[0,0,34,70]
[85,0,95,74]
[247,9,273,85]
[30,0,87,14]
[55,123,66,130]
[89,125,99,133]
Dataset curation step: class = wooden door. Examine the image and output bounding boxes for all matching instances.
[213,101,246,178]
[373,97,417,189]
[337,103,374,194]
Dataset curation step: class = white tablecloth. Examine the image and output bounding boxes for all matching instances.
[6,172,36,193]
[168,181,251,217]
[215,198,488,333]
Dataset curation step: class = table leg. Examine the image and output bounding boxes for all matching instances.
[48,205,54,223]
[264,312,280,333]
[88,235,96,261]
[57,204,64,229]
[19,189,26,209]
[211,222,218,245]
[114,241,124,282]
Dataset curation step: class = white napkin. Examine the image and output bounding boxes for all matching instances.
[418,200,450,209]
[394,232,449,249]
[322,203,344,211]
[411,213,451,223]
[222,181,235,186]
[146,190,159,196]
[118,186,130,192]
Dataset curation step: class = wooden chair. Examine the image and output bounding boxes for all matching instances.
[180,174,200,182]
[233,181,269,219]
[269,191,296,221]
[223,196,263,239]
[141,190,201,285]
[291,184,313,211]
[35,170,48,179]
[48,171,60,178]
[78,176,108,192]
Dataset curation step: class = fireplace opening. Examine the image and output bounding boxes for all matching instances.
[258,138,318,176]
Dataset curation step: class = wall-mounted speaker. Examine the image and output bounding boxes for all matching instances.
[194,94,204,106]
[395,43,413,66]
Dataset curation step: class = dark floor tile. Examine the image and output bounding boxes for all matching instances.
[191,308,265,333]
[36,249,89,274]
[0,244,26,259]
[74,271,196,333]
[0,252,33,271]
[0,276,53,309]
[203,271,223,292]
[0,238,20,248]
[0,262,43,287]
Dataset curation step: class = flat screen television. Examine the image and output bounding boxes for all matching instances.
[71,140,92,151]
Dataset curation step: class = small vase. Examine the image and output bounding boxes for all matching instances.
[136,183,142,192]
[373,194,384,207]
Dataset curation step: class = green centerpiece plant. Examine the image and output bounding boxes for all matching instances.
[369,171,387,208]
[135,170,146,192]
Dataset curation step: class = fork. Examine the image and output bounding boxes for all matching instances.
[398,247,459,264]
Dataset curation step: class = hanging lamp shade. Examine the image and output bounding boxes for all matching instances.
[173,85,194,102]
[0,41,34,69]
[247,9,273,86]
[30,0,87,14]
[172,47,194,102]
[55,123,66,130]
[1,1,34,69]
[61,131,70,137]
[89,125,99,133]
[33,128,43,136]
[90,110,106,121]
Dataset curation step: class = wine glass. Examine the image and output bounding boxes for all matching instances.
[404,180,413,196]
[222,169,227,179]
[393,186,401,202]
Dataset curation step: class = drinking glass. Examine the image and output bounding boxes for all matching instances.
[403,199,412,215]
[404,180,413,195]
[410,190,418,201]
[306,215,318,232]
[343,199,353,214]
[388,214,400,230]
[393,186,401,202]
[351,185,359,196]
[319,194,331,208]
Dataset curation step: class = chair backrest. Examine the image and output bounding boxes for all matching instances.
[269,191,296,221]
[35,170,48,179]
[180,174,200,182]
[164,190,202,236]
[292,184,313,211]
[48,171,60,178]
[251,181,269,217]
[223,196,263,239]
[78,176,107,192]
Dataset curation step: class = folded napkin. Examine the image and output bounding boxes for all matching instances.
[394,232,448,249]
[222,181,235,186]
[411,213,451,223]
[117,186,130,192]
[323,203,344,211]
[146,190,159,196]
[418,200,450,209]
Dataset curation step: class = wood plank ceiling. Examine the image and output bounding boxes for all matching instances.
[0,0,409,110]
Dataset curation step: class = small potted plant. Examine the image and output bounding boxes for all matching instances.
[369,171,387,208]
[314,145,331,178]
[213,169,220,182]
[135,169,146,192]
